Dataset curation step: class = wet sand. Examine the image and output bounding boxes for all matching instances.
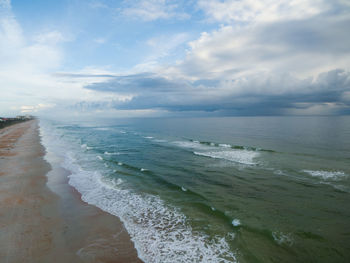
[0,120,142,263]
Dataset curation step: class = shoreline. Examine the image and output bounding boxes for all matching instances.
[0,120,142,263]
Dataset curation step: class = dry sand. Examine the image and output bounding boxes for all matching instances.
[0,120,142,263]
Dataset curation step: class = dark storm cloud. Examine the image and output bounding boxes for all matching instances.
[82,69,350,115]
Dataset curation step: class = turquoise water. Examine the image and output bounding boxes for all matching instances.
[40,116,350,263]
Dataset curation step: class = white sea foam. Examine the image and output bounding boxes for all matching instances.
[144,136,154,139]
[272,232,293,246]
[219,144,231,148]
[94,127,110,131]
[97,155,103,160]
[140,168,147,172]
[181,187,187,192]
[232,219,241,227]
[62,154,236,263]
[153,139,167,143]
[274,170,286,176]
[194,150,259,165]
[303,170,348,180]
[118,162,123,166]
[173,141,211,150]
[115,178,123,185]
[104,151,120,155]
[174,140,258,165]
[82,144,94,150]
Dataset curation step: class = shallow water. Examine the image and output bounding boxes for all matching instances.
[40,116,350,263]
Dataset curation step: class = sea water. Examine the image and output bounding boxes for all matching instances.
[39,116,350,263]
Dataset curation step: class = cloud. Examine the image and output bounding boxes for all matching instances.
[120,0,190,21]
[197,0,337,24]
[19,103,55,113]
[93,37,106,44]
[2,0,349,117]
[78,0,350,116]
[170,14,350,81]
[34,30,68,45]
[0,1,111,116]
[82,69,350,115]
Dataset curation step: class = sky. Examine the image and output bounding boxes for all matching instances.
[1,0,350,118]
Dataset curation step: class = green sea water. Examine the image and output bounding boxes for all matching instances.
[40,116,350,263]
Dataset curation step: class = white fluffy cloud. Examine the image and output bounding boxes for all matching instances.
[198,0,331,23]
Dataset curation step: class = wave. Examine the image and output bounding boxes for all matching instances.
[153,139,167,143]
[81,144,94,150]
[93,127,111,131]
[104,151,121,155]
[173,139,272,165]
[194,150,259,165]
[232,219,241,227]
[303,170,348,181]
[188,139,275,152]
[63,153,236,263]
[272,231,293,246]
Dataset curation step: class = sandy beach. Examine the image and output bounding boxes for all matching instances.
[0,120,142,263]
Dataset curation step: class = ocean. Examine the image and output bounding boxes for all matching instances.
[39,116,350,263]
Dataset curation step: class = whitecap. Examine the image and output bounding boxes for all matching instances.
[194,150,259,165]
[232,219,241,227]
[219,144,231,148]
[272,231,293,246]
[94,127,110,131]
[104,151,120,155]
[153,139,167,143]
[173,141,210,150]
[303,170,347,180]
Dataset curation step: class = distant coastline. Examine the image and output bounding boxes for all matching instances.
[0,115,34,129]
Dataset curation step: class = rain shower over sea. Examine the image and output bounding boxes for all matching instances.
[40,116,350,263]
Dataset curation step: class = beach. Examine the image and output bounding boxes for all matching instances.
[0,120,142,263]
